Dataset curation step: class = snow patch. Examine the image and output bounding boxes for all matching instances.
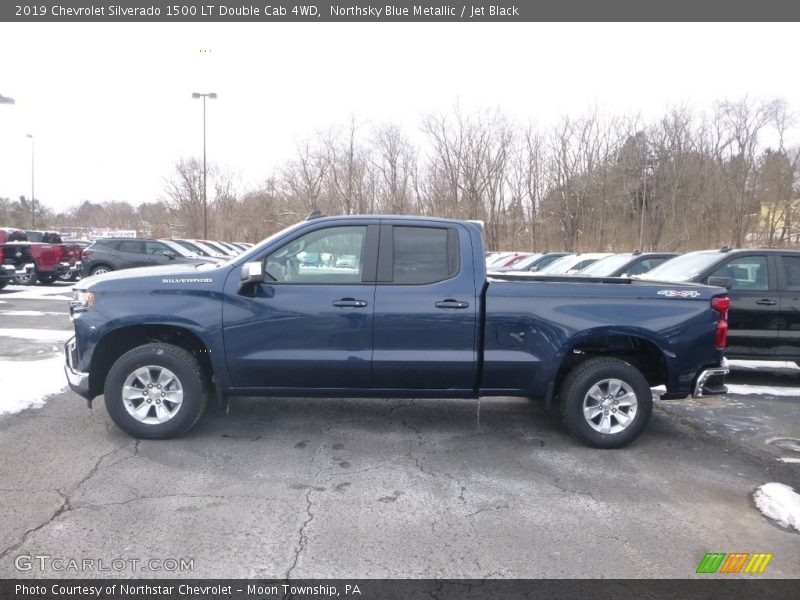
[0,328,73,342]
[726,384,799,397]
[0,354,66,415]
[729,360,800,371]
[1,310,66,316]
[753,483,800,532]
[778,457,800,464]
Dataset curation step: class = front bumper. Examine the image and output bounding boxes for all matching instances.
[692,358,729,398]
[64,336,91,400]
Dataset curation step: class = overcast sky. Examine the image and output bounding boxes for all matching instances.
[0,22,798,213]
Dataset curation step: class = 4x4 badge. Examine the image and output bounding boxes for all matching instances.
[658,289,701,298]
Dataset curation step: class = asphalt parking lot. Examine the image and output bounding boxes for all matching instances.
[0,282,798,579]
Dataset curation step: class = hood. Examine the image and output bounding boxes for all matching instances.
[81,262,218,288]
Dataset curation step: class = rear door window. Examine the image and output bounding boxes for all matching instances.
[392,226,459,284]
[117,241,143,255]
[782,256,800,291]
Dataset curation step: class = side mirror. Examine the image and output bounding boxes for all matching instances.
[707,276,732,289]
[528,266,540,272]
[165,251,177,259]
[240,261,265,285]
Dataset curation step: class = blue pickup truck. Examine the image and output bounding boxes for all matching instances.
[65,215,729,448]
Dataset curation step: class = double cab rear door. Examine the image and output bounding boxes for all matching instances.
[222,219,480,393]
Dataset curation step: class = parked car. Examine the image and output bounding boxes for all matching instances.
[531,253,613,276]
[335,254,358,268]
[491,252,571,273]
[26,230,82,282]
[170,239,214,258]
[216,241,244,255]
[487,252,532,269]
[80,238,208,277]
[640,247,800,363]
[186,240,229,258]
[576,252,679,278]
[197,240,237,257]
[158,239,219,263]
[0,227,69,285]
[65,215,728,448]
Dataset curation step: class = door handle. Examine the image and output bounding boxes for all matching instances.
[332,298,368,308]
[435,299,470,309]
[756,299,777,306]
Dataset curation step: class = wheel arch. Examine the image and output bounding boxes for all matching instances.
[546,327,671,409]
[88,323,223,407]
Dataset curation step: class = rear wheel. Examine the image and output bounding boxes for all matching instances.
[560,357,653,449]
[90,265,112,276]
[14,270,37,286]
[104,343,208,439]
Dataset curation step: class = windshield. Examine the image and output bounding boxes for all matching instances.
[537,255,576,274]
[159,239,196,258]
[506,253,544,271]
[639,251,720,282]
[578,254,633,276]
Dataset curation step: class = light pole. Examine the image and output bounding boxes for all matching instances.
[26,134,35,228]
[191,92,217,239]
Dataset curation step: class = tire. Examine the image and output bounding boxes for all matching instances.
[0,279,7,290]
[90,265,112,276]
[38,273,56,284]
[104,343,208,439]
[14,270,38,286]
[559,357,653,449]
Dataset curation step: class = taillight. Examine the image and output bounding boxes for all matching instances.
[54,245,63,262]
[82,249,92,258]
[0,247,4,262]
[711,296,729,348]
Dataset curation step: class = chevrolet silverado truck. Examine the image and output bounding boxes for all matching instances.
[0,227,69,285]
[64,215,729,448]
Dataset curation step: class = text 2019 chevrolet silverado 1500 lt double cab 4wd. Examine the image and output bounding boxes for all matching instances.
[64,215,729,448]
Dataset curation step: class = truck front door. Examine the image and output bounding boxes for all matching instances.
[223,223,378,389]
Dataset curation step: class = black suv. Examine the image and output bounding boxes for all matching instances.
[641,248,800,362]
[81,238,205,277]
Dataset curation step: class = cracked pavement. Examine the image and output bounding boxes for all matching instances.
[1,284,799,578]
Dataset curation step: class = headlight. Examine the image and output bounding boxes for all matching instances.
[70,289,95,313]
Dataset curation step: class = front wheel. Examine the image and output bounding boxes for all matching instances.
[104,343,208,439]
[560,357,653,449]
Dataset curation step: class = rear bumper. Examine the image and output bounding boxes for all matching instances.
[692,358,729,398]
[64,337,91,400]
[2,262,35,277]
